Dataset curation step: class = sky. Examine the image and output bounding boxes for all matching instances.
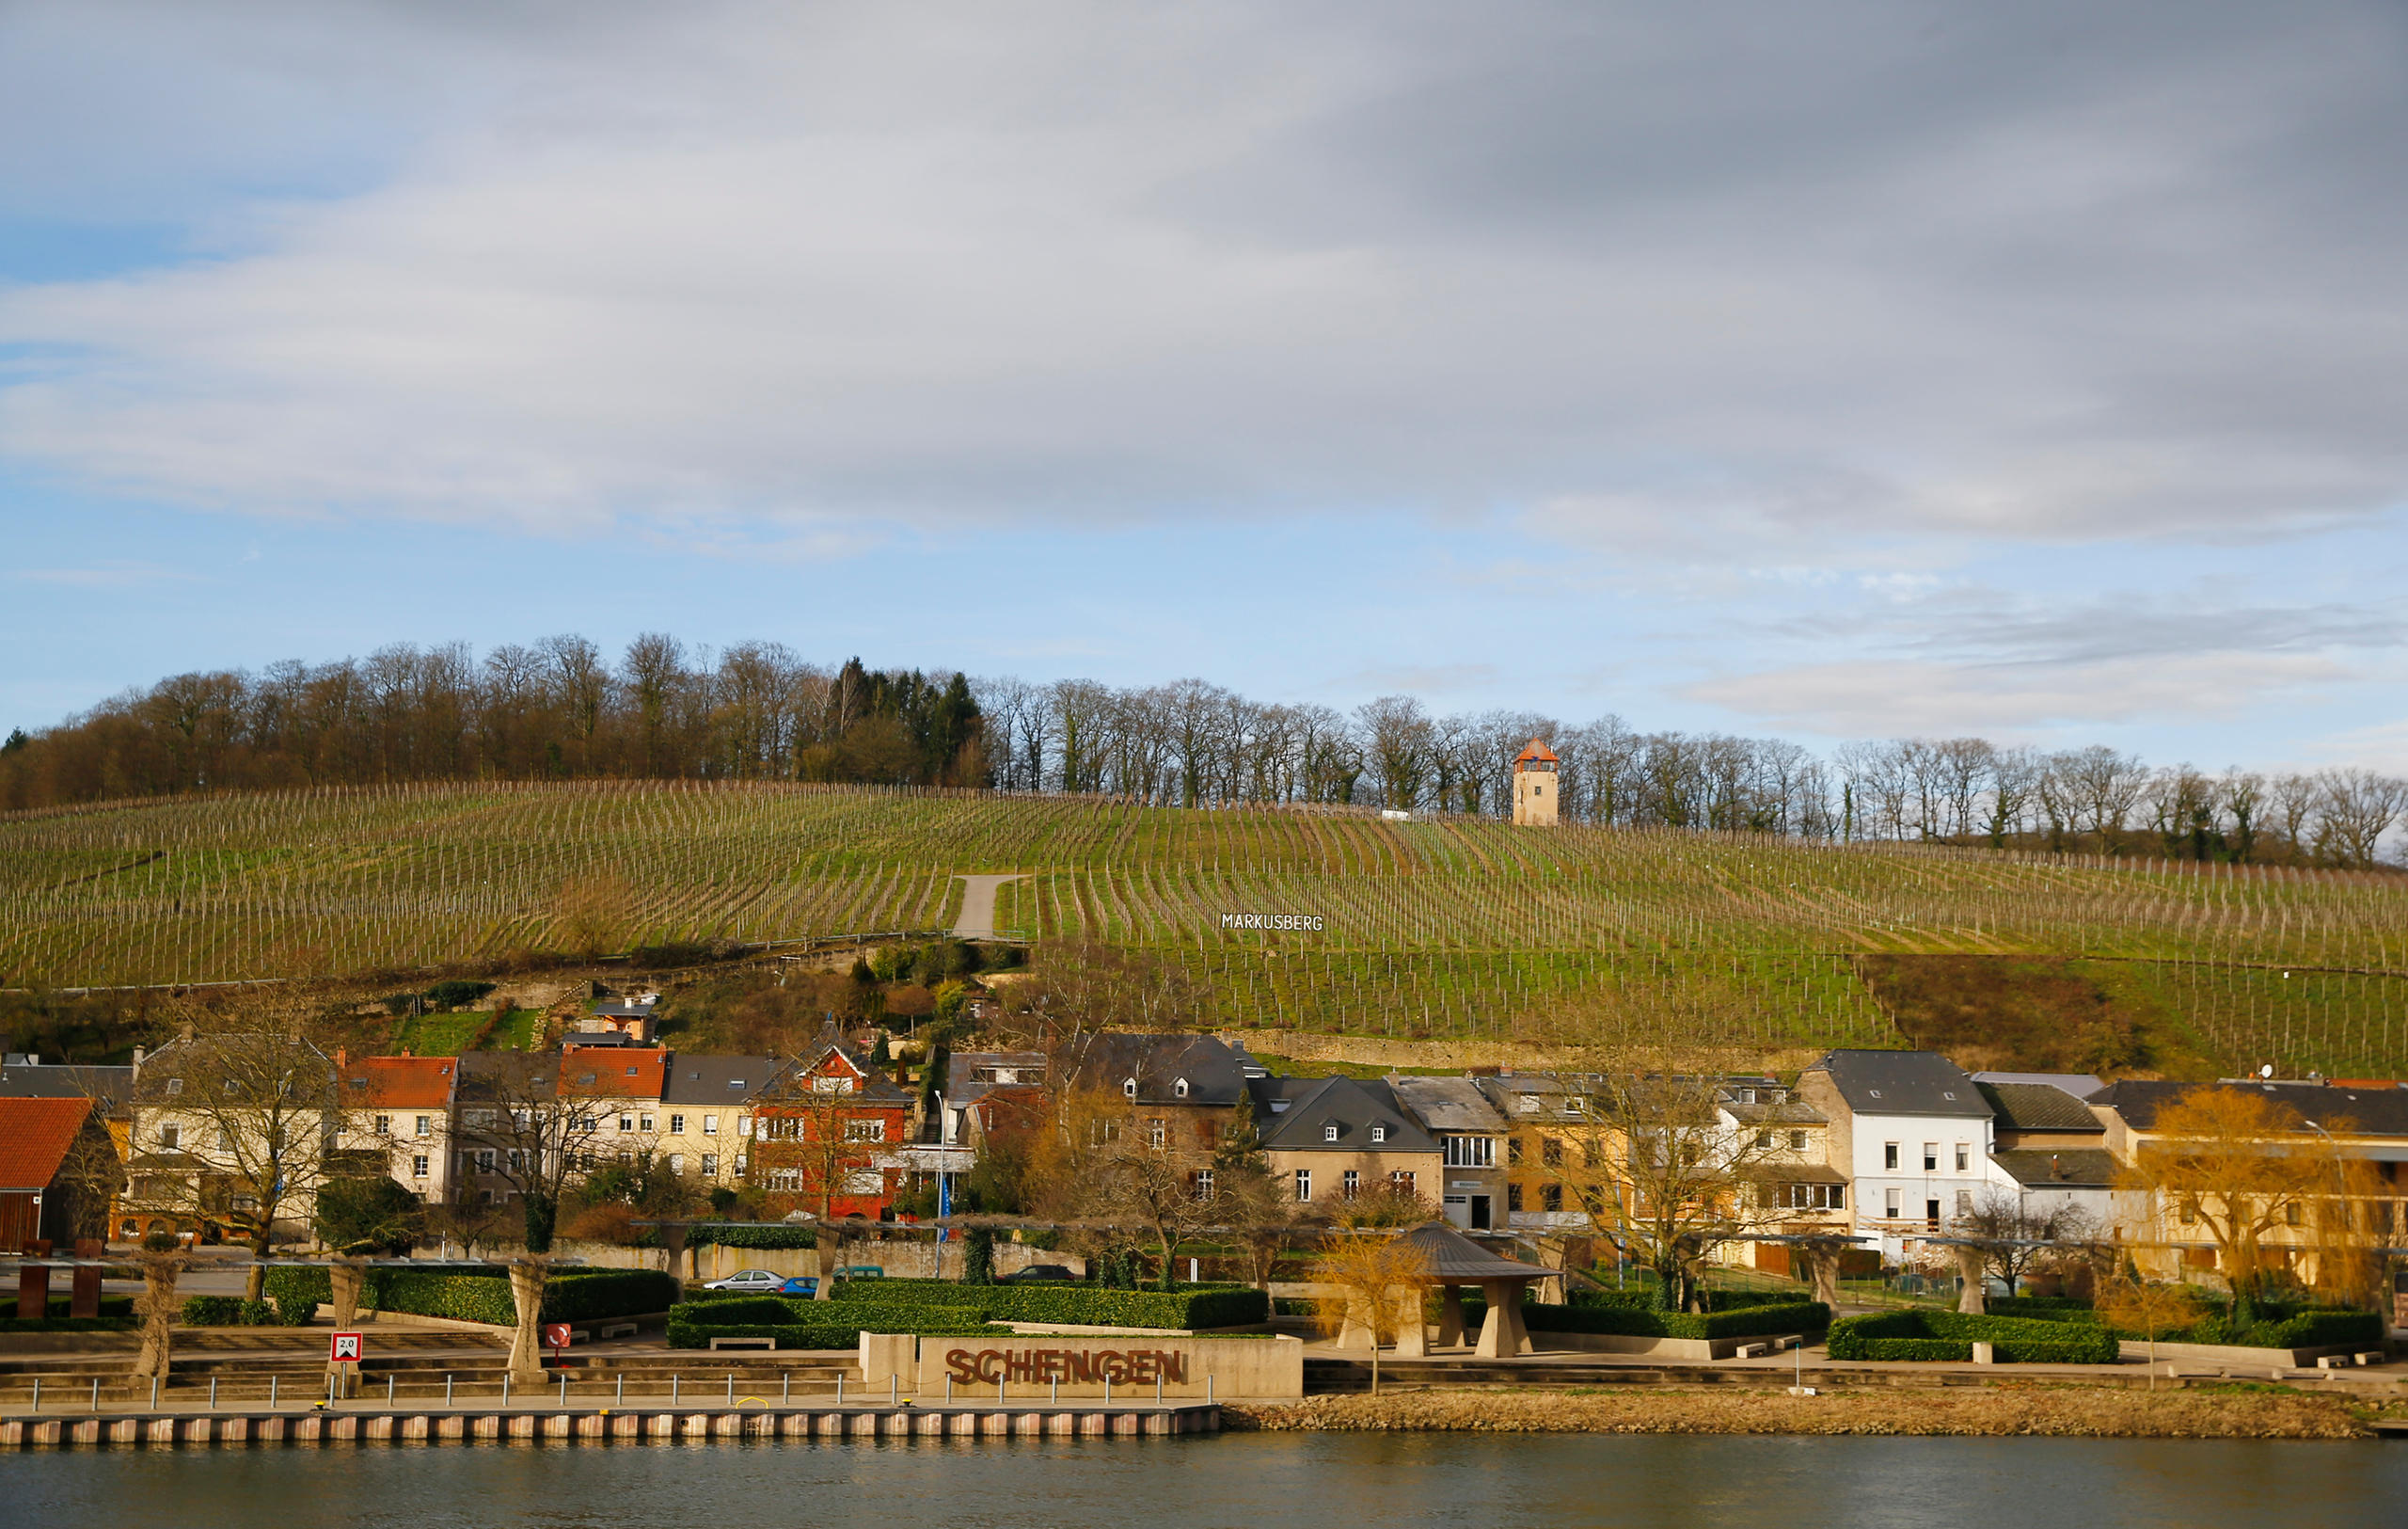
[3,0,2404,772]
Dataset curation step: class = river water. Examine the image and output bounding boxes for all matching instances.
[10,1433,2403,1527]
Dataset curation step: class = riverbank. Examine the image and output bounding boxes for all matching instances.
[1227,1386,2407,1439]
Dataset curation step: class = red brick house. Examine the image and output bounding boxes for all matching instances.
[751,1032,913,1221]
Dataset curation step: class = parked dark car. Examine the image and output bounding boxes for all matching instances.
[997,1264,1078,1283]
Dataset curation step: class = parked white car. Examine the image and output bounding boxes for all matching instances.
[700,1268,784,1293]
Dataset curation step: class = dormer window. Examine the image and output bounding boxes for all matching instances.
[1323,1123,1340,1142]
[1174,1078,1189,1099]
[1739,1088,1757,1104]
[1370,1125,1386,1143]
[1123,1078,1138,1100]
[166,1077,183,1094]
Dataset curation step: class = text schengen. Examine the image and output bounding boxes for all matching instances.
[1219,912,1325,932]
[943,1346,1189,1385]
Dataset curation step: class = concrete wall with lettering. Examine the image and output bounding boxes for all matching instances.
[876,1332,1303,1400]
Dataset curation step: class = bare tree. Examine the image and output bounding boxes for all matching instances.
[454,1052,615,1378]
[2315,769,2407,869]
[1947,1187,2095,1291]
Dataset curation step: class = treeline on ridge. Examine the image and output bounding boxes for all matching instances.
[2,635,2402,869]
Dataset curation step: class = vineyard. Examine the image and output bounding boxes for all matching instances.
[3,782,2405,1076]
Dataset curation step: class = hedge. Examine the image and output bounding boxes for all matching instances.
[1826,1309,2120,1363]
[1480,1298,1830,1342]
[828,1280,1269,1330]
[0,1295,137,1332]
[261,1266,679,1327]
[180,1296,283,1328]
[666,1294,1003,1350]
[1984,1296,2099,1322]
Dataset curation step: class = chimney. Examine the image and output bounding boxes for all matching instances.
[2051,1154,2064,1181]
[132,1045,146,1068]
[336,1047,347,1069]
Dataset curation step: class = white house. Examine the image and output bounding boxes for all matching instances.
[1795,1049,2019,1258]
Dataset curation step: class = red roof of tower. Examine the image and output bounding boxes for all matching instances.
[1513,738,1560,766]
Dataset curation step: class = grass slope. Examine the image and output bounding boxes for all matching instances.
[3,782,2404,1075]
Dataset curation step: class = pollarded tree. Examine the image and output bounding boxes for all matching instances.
[453,1051,616,1378]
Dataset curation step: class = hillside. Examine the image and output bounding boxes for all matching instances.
[3,781,2403,1078]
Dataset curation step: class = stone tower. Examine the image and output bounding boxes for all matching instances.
[1512,737,1560,826]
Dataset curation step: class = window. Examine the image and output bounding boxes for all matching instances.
[619,1114,634,1133]
[1542,1138,1563,1168]
[480,1189,496,1205]
[1342,1170,1359,1198]
[415,1115,433,1137]
[1294,1170,1312,1202]
[373,1114,392,1136]
[1739,1088,1758,1104]
[1323,1123,1340,1142]
[1388,1171,1416,1194]
[1508,1137,1525,1164]
[640,1115,655,1133]
[2178,1198,2198,1225]
[1174,1078,1189,1099]
[158,1123,181,1149]
[165,1077,182,1095]
[1955,1143,1969,1172]
[1508,1183,1524,1212]
[1883,1142,1899,1171]
[1145,1118,1166,1148]
[668,1154,686,1175]
[669,1114,686,1135]
[476,1150,496,1173]
[841,1169,881,1195]
[1922,1143,1939,1172]
[1754,1130,1773,1149]
[1123,1078,1138,1100]
[701,1154,719,1177]
[1782,1184,1844,1211]
[2285,1202,2303,1227]
[411,1155,430,1178]
[1789,1130,1807,1152]
[1370,1125,1387,1144]
[1191,1169,1214,1200]
[1443,1136,1497,1169]
[1883,1187,1900,1218]
[1954,1190,1973,1218]
[703,1115,719,1136]
[507,1149,525,1172]
[844,1120,886,1142]
[1543,1184,1564,1212]
[813,1075,858,1095]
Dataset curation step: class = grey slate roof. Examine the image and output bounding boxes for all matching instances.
[662,1054,791,1106]
[1805,1049,1989,1119]
[1066,1032,1259,1107]
[1991,1149,2119,1188]
[2090,1079,2408,1137]
[1976,1082,2104,1135]
[1253,1076,1436,1155]
[1387,1075,1508,1136]
[1971,1071,2106,1098]
[0,1063,135,1119]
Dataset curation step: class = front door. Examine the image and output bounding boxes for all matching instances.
[1470,1195,1491,1230]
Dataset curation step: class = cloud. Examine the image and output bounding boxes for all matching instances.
[1,1,2404,550]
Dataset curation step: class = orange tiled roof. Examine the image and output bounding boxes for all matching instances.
[1513,737,1560,765]
[337,1057,459,1109]
[560,1044,669,1100]
[0,1096,94,1190]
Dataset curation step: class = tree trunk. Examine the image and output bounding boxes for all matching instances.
[505,1257,550,1381]
[815,1223,837,1300]
[244,1234,270,1302]
[130,1255,185,1381]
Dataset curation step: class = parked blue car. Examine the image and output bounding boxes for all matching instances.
[778,1276,820,1297]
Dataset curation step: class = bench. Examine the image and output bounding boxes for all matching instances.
[707,1336,777,1352]
[1735,1344,1771,1359]
[2355,1352,2385,1367]
[598,1322,640,1341]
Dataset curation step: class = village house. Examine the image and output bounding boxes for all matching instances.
[0,1095,119,1249]
[122,1031,342,1243]
[2088,1075,2408,1287]
[1478,1072,1600,1233]
[331,1052,460,1204]
[656,1053,790,1187]
[1974,1075,2116,1230]
[1248,1074,1441,1210]
[0,1057,134,1236]
[751,1030,914,1219]
[1062,1032,1263,1155]
[1387,1075,1512,1231]
[1717,1075,1848,1275]
[1795,1048,2017,1255]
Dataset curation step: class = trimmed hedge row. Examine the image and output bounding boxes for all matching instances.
[2250,1309,2386,1349]
[181,1296,294,1328]
[0,1295,138,1332]
[1479,1298,1830,1342]
[828,1280,1269,1330]
[1980,1294,2382,1350]
[1826,1308,2120,1363]
[666,1294,1004,1350]
[261,1267,679,1327]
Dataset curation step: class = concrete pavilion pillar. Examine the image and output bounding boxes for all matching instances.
[1392,1284,1428,1357]
[1474,1281,1530,1358]
[1434,1283,1465,1347]
[1954,1245,1989,1315]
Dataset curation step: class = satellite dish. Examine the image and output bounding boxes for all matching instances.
[2259,1064,2274,1079]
